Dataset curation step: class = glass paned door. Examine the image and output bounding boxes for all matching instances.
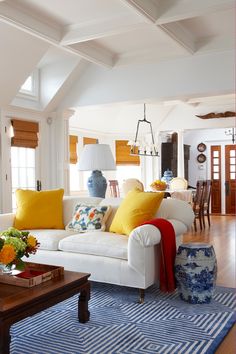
[11,147,36,210]
[225,145,236,215]
[211,146,221,213]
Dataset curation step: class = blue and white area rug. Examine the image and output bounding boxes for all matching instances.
[11,283,235,354]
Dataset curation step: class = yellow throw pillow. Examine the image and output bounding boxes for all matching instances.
[14,189,64,230]
[109,188,164,235]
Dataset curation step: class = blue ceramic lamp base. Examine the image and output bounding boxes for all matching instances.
[87,170,107,198]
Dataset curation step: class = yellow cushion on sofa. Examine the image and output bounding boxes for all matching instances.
[109,188,164,235]
[14,189,64,230]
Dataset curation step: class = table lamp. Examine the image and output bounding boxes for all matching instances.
[78,144,116,198]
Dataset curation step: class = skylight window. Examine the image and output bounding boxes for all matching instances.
[21,76,33,92]
[18,69,39,100]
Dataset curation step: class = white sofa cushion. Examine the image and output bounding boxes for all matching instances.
[28,229,75,251]
[59,231,128,260]
[99,197,122,231]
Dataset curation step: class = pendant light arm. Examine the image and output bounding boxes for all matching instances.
[134,120,141,143]
[130,103,159,156]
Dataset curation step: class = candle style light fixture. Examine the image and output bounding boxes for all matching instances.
[128,104,159,156]
[225,127,236,144]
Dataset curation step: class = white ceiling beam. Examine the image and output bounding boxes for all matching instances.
[0,1,60,42]
[61,16,144,45]
[121,0,195,54]
[0,2,113,68]
[156,0,235,24]
[68,43,114,68]
[120,0,160,23]
[159,22,195,54]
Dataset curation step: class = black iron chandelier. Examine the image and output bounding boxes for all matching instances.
[128,104,159,156]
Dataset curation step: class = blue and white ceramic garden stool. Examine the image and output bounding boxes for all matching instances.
[175,243,217,304]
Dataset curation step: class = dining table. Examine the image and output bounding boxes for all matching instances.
[152,189,194,203]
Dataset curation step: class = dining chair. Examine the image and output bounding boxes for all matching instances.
[122,178,144,195]
[192,180,205,232]
[201,180,212,228]
[169,177,188,190]
[108,180,120,198]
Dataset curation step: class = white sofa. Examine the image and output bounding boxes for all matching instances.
[0,196,194,295]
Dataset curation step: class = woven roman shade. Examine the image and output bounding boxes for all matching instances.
[69,135,78,164]
[115,140,140,165]
[11,119,39,148]
[83,137,98,145]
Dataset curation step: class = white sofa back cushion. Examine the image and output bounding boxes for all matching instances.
[100,196,193,233]
[156,198,193,228]
[99,197,123,231]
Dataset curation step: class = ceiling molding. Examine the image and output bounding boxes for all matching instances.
[120,0,160,23]
[120,0,196,54]
[159,22,195,54]
[196,111,235,119]
[155,0,235,25]
[69,43,114,68]
[0,2,113,68]
[0,1,60,42]
[61,16,143,45]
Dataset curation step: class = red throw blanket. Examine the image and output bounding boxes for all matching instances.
[142,218,176,292]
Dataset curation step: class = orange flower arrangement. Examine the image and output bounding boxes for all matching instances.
[0,227,40,270]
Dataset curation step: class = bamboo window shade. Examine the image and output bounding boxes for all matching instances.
[69,135,78,164]
[116,140,140,165]
[83,137,98,145]
[11,119,39,148]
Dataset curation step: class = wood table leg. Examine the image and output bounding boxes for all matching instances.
[78,282,90,323]
[0,320,11,354]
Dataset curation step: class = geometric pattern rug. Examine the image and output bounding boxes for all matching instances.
[11,282,235,354]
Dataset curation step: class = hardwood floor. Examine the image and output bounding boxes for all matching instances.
[181,215,235,354]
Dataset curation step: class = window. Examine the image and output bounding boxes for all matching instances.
[11,147,36,210]
[115,140,140,165]
[116,165,141,188]
[21,76,33,92]
[70,164,80,191]
[18,69,39,100]
[10,119,39,210]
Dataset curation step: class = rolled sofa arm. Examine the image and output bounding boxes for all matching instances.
[127,199,194,275]
[0,213,15,231]
[128,224,162,274]
[129,224,161,247]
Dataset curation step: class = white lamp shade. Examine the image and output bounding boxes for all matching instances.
[78,144,116,171]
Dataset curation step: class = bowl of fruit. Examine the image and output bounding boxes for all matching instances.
[150,180,167,191]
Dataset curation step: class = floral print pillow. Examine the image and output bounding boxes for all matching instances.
[66,204,111,233]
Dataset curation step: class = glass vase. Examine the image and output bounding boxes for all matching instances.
[0,263,15,275]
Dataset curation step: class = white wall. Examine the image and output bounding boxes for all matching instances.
[60,51,234,108]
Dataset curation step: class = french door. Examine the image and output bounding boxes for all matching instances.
[11,146,40,210]
[211,144,236,215]
[225,145,236,214]
[211,146,221,213]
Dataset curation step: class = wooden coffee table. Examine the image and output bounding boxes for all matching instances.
[0,270,90,354]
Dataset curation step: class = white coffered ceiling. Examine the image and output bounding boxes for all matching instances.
[0,0,234,68]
